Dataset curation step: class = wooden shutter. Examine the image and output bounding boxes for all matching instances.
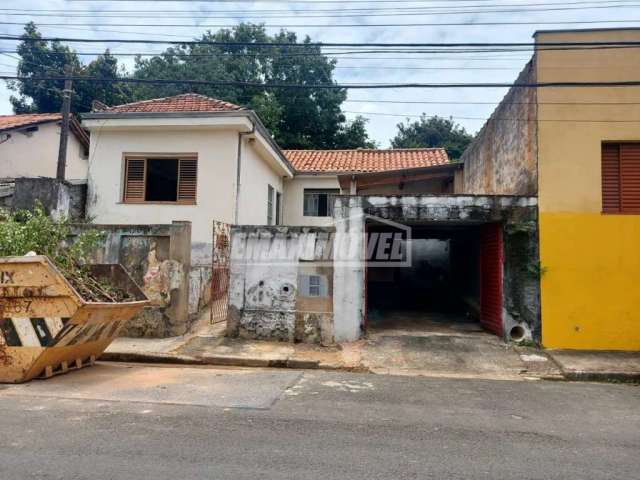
[177,158,198,203]
[124,158,146,203]
[620,144,640,213]
[602,144,621,213]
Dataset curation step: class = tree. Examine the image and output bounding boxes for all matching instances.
[8,23,376,150]
[390,115,474,160]
[8,23,130,114]
[128,24,375,149]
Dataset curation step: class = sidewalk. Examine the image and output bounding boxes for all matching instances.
[546,349,640,383]
[101,319,583,381]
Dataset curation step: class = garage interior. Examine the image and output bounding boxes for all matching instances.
[366,221,502,337]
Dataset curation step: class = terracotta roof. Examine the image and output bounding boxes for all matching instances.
[0,113,89,151]
[283,148,450,173]
[96,93,245,114]
[0,113,62,132]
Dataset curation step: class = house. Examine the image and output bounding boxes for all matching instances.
[459,27,640,351]
[283,148,458,226]
[82,93,453,257]
[0,113,89,181]
[80,93,457,338]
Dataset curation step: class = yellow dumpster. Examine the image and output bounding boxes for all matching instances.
[0,255,148,383]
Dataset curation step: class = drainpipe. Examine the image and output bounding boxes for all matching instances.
[234,125,255,225]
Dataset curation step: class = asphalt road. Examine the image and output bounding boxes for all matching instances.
[0,363,638,480]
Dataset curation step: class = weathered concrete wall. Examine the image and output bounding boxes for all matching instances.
[459,61,538,195]
[337,195,541,343]
[12,178,86,220]
[227,226,335,344]
[71,221,204,338]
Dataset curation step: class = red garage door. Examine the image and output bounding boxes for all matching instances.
[480,223,504,336]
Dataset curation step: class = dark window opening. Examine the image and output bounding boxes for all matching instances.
[145,159,178,202]
[303,189,340,217]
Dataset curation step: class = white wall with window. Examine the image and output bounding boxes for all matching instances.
[283,175,341,226]
[85,122,289,250]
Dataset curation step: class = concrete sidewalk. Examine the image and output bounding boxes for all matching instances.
[546,350,640,383]
[101,321,576,381]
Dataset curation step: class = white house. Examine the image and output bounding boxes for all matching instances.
[0,113,89,182]
[82,93,454,264]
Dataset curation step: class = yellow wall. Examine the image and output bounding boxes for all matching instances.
[536,29,640,350]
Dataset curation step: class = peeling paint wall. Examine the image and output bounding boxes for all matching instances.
[227,226,335,344]
[459,61,538,195]
[71,221,204,338]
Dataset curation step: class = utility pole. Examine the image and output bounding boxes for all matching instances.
[56,65,73,180]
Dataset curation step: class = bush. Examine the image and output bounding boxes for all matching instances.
[0,204,129,302]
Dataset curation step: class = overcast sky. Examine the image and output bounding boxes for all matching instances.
[1,0,638,146]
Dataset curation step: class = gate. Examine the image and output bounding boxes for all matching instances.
[210,220,232,324]
[480,223,504,337]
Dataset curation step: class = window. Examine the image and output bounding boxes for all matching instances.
[267,184,274,225]
[276,191,282,225]
[602,143,640,214]
[123,155,197,204]
[308,275,321,297]
[303,189,340,217]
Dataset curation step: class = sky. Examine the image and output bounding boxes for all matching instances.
[0,0,639,146]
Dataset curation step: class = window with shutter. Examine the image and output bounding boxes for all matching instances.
[602,143,640,214]
[178,158,198,203]
[123,155,197,204]
[124,158,146,203]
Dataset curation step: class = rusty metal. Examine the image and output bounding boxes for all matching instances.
[0,256,148,383]
[210,220,232,324]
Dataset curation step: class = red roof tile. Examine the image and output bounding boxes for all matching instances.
[97,93,245,114]
[284,148,450,173]
[0,113,62,132]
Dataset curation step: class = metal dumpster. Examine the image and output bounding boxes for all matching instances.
[0,255,148,383]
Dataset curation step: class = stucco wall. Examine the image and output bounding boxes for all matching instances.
[86,126,284,267]
[282,175,341,226]
[228,226,335,343]
[238,137,284,225]
[0,122,87,181]
[459,61,538,195]
[535,29,640,350]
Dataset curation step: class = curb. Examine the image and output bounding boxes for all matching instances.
[100,351,321,370]
[561,371,640,384]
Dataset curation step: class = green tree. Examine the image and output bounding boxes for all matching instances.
[129,24,375,149]
[390,115,474,160]
[8,23,130,114]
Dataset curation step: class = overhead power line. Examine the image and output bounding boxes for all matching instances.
[4,35,640,49]
[343,111,640,122]
[3,74,640,89]
[4,2,640,18]
[4,19,640,29]
[5,0,639,14]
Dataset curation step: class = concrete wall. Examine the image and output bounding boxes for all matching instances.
[459,61,538,195]
[12,177,86,220]
[227,226,335,344]
[0,122,87,181]
[283,175,341,226]
[71,221,200,338]
[535,29,640,350]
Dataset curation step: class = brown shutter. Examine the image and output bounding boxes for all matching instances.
[124,158,146,203]
[602,144,621,213]
[620,144,640,213]
[178,157,198,203]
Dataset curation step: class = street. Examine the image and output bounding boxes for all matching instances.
[0,363,638,480]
